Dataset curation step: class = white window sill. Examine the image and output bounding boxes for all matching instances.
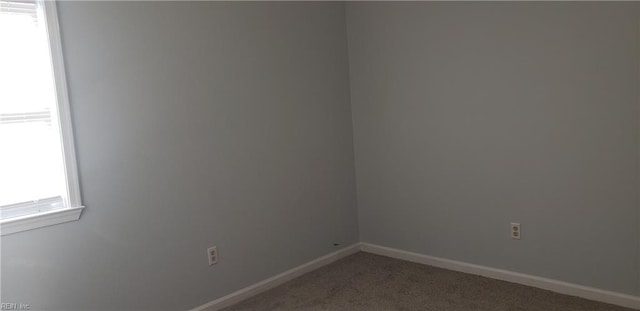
[0,206,84,236]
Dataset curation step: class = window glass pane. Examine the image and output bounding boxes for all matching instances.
[0,0,67,209]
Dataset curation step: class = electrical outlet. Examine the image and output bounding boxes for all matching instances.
[511,222,521,240]
[207,246,218,266]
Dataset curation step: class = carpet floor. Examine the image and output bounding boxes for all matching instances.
[222,252,636,311]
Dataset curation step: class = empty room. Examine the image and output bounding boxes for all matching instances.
[1,1,639,310]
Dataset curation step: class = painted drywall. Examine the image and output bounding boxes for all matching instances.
[346,2,640,295]
[3,2,640,309]
[0,2,358,310]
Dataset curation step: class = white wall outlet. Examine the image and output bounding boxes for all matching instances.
[207,246,218,266]
[511,222,521,240]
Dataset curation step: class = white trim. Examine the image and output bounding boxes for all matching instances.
[42,0,83,209]
[0,196,64,219]
[360,243,640,310]
[0,0,85,236]
[0,206,84,236]
[190,243,361,311]
[190,243,640,310]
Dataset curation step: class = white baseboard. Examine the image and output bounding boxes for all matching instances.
[360,243,640,310]
[191,242,640,311]
[190,243,361,311]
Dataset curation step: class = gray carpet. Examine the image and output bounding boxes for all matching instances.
[222,252,636,311]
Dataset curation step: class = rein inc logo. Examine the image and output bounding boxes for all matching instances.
[0,303,30,310]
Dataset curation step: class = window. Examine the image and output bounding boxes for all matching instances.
[0,0,83,235]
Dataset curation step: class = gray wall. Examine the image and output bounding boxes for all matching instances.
[3,2,640,310]
[346,2,640,295]
[1,2,358,310]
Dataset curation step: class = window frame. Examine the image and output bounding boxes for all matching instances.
[0,0,84,236]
